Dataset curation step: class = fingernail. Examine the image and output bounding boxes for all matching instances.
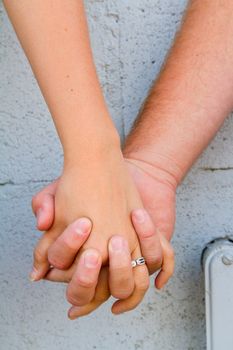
[109,236,124,252]
[29,267,38,281]
[74,218,91,236]
[155,279,163,290]
[112,310,124,315]
[68,307,79,320]
[83,250,99,268]
[133,209,146,223]
[36,208,43,228]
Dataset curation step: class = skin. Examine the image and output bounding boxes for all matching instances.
[3,0,153,306]
[32,186,174,317]
[32,157,176,316]
[32,0,233,316]
[124,0,233,180]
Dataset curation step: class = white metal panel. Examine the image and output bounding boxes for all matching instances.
[203,239,233,350]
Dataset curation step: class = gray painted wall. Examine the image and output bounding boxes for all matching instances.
[1,1,233,349]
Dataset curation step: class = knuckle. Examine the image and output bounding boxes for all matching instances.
[33,247,46,263]
[146,254,162,268]
[95,291,109,303]
[136,277,150,293]
[112,289,132,300]
[110,265,131,277]
[66,291,80,306]
[140,229,155,240]
[111,279,134,299]
[76,275,95,289]
[167,246,175,260]
[63,230,87,249]
[48,254,67,270]
[115,274,132,287]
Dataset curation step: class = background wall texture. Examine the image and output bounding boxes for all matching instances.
[1,1,233,349]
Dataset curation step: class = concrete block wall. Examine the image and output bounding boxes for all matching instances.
[1,1,233,349]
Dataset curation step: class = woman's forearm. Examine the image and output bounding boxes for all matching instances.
[3,0,120,163]
[124,0,233,184]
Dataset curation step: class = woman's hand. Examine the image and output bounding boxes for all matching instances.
[31,155,176,316]
[31,149,152,301]
[32,155,176,286]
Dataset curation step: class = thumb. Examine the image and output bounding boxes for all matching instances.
[31,179,59,231]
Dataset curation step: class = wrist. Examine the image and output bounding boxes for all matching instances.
[64,127,122,169]
[123,148,182,190]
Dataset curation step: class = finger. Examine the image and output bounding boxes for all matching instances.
[68,301,103,319]
[30,233,55,281]
[31,180,58,231]
[34,193,55,231]
[68,267,110,319]
[66,249,102,306]
[111,246,149,315]
[131,209,162,275]
[45,253,81,283]
[155,234,175,289]
[48,218,92,270]
[108,235,134,299]
[31,180,58,214]
[44,265,75,283]
[31,219,90,282]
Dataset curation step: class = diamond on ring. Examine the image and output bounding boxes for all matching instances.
[131,257,146,268]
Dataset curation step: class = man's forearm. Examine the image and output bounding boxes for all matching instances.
[124,0,233,184]
[4,0,120,164]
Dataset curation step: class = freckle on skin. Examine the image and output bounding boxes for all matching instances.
[66,74,70,78]
[70,88,74,92]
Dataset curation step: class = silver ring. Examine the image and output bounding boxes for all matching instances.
[131,257,146,268]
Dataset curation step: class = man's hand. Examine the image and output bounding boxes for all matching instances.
[124,157,177,243]
[32,156,176,290]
